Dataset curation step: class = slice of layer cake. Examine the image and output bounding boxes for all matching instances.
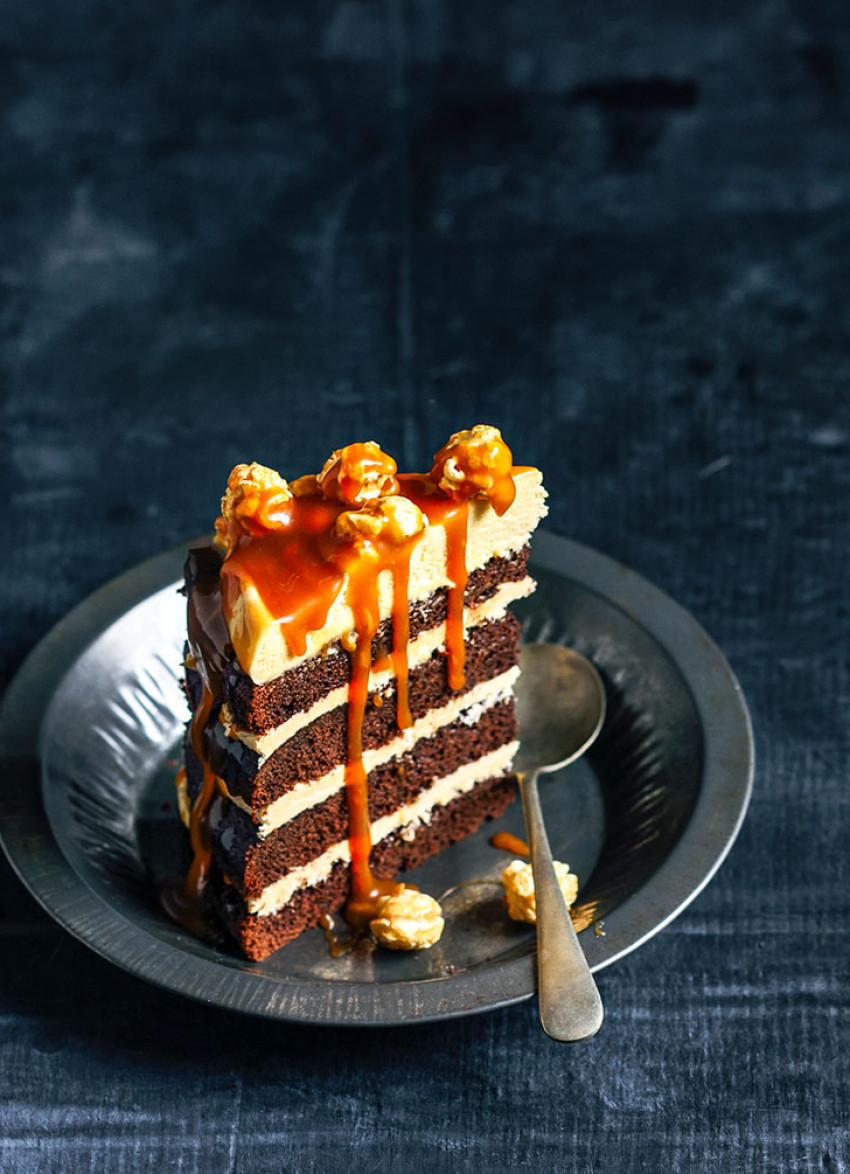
[173,425,547,960]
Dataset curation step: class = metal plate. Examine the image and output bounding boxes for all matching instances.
[0,533,753,1025]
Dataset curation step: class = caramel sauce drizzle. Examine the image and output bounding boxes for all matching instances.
[178,449,521,938]
[490,831,530,856]
[397,476,470,691]
[161,675,229,936]
[222,497,346,659]
[319,912,353,957]
[390,551,413,729]
[443,505,469,690]
[183,682,229,899]
[334,537,411,928]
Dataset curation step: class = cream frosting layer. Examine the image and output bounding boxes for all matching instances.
[228,468,546,683]
[227,666,520,836]
[248,740,519,917]
[223,575,534,762]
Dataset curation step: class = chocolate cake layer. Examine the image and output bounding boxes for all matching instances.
[187,699,518,899]
[193,612,521,814]
[216,546,530,734]
[214,773,517,961]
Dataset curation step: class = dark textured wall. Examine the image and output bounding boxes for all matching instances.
[1,2,848,1171]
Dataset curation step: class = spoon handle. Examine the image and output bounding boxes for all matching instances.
[519,769,604,1042]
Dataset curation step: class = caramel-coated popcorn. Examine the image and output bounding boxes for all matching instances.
[215,462,293,553]
[318,441,399,506]
[289,474,320,498]
[335,494,427,545]
[502,858,579,924]
[430,424,516,515]
[370,889,445,950]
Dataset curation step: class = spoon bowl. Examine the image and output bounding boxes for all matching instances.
[515,644,607,776]
[513,642,607,1042]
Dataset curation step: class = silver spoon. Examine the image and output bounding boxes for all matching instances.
[514,643,607,1042]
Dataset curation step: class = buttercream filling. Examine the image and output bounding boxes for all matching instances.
[224,666,520,835]
[222,575,534,762]
[246,740,519,917]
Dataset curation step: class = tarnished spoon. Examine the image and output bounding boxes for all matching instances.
[514,643,607,1042]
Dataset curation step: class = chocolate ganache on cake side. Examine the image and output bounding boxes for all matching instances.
[168,425,548,960]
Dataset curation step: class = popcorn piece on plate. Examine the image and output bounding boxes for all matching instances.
[502,859,579,924]
[370,888,445,950]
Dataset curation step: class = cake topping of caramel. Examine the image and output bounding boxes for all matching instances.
[430,424,517,516]
[318,441,400,506]
[215,462,294,555]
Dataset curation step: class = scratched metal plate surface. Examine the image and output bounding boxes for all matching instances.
[0,532,752,1025]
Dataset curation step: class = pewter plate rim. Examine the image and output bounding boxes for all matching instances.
[0,533,753,1026]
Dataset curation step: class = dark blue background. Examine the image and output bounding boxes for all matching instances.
[1,2,848,1170]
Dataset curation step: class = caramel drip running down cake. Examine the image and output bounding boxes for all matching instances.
[170,425,548,960]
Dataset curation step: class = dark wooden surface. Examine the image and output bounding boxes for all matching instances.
[1,2,848,1170]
